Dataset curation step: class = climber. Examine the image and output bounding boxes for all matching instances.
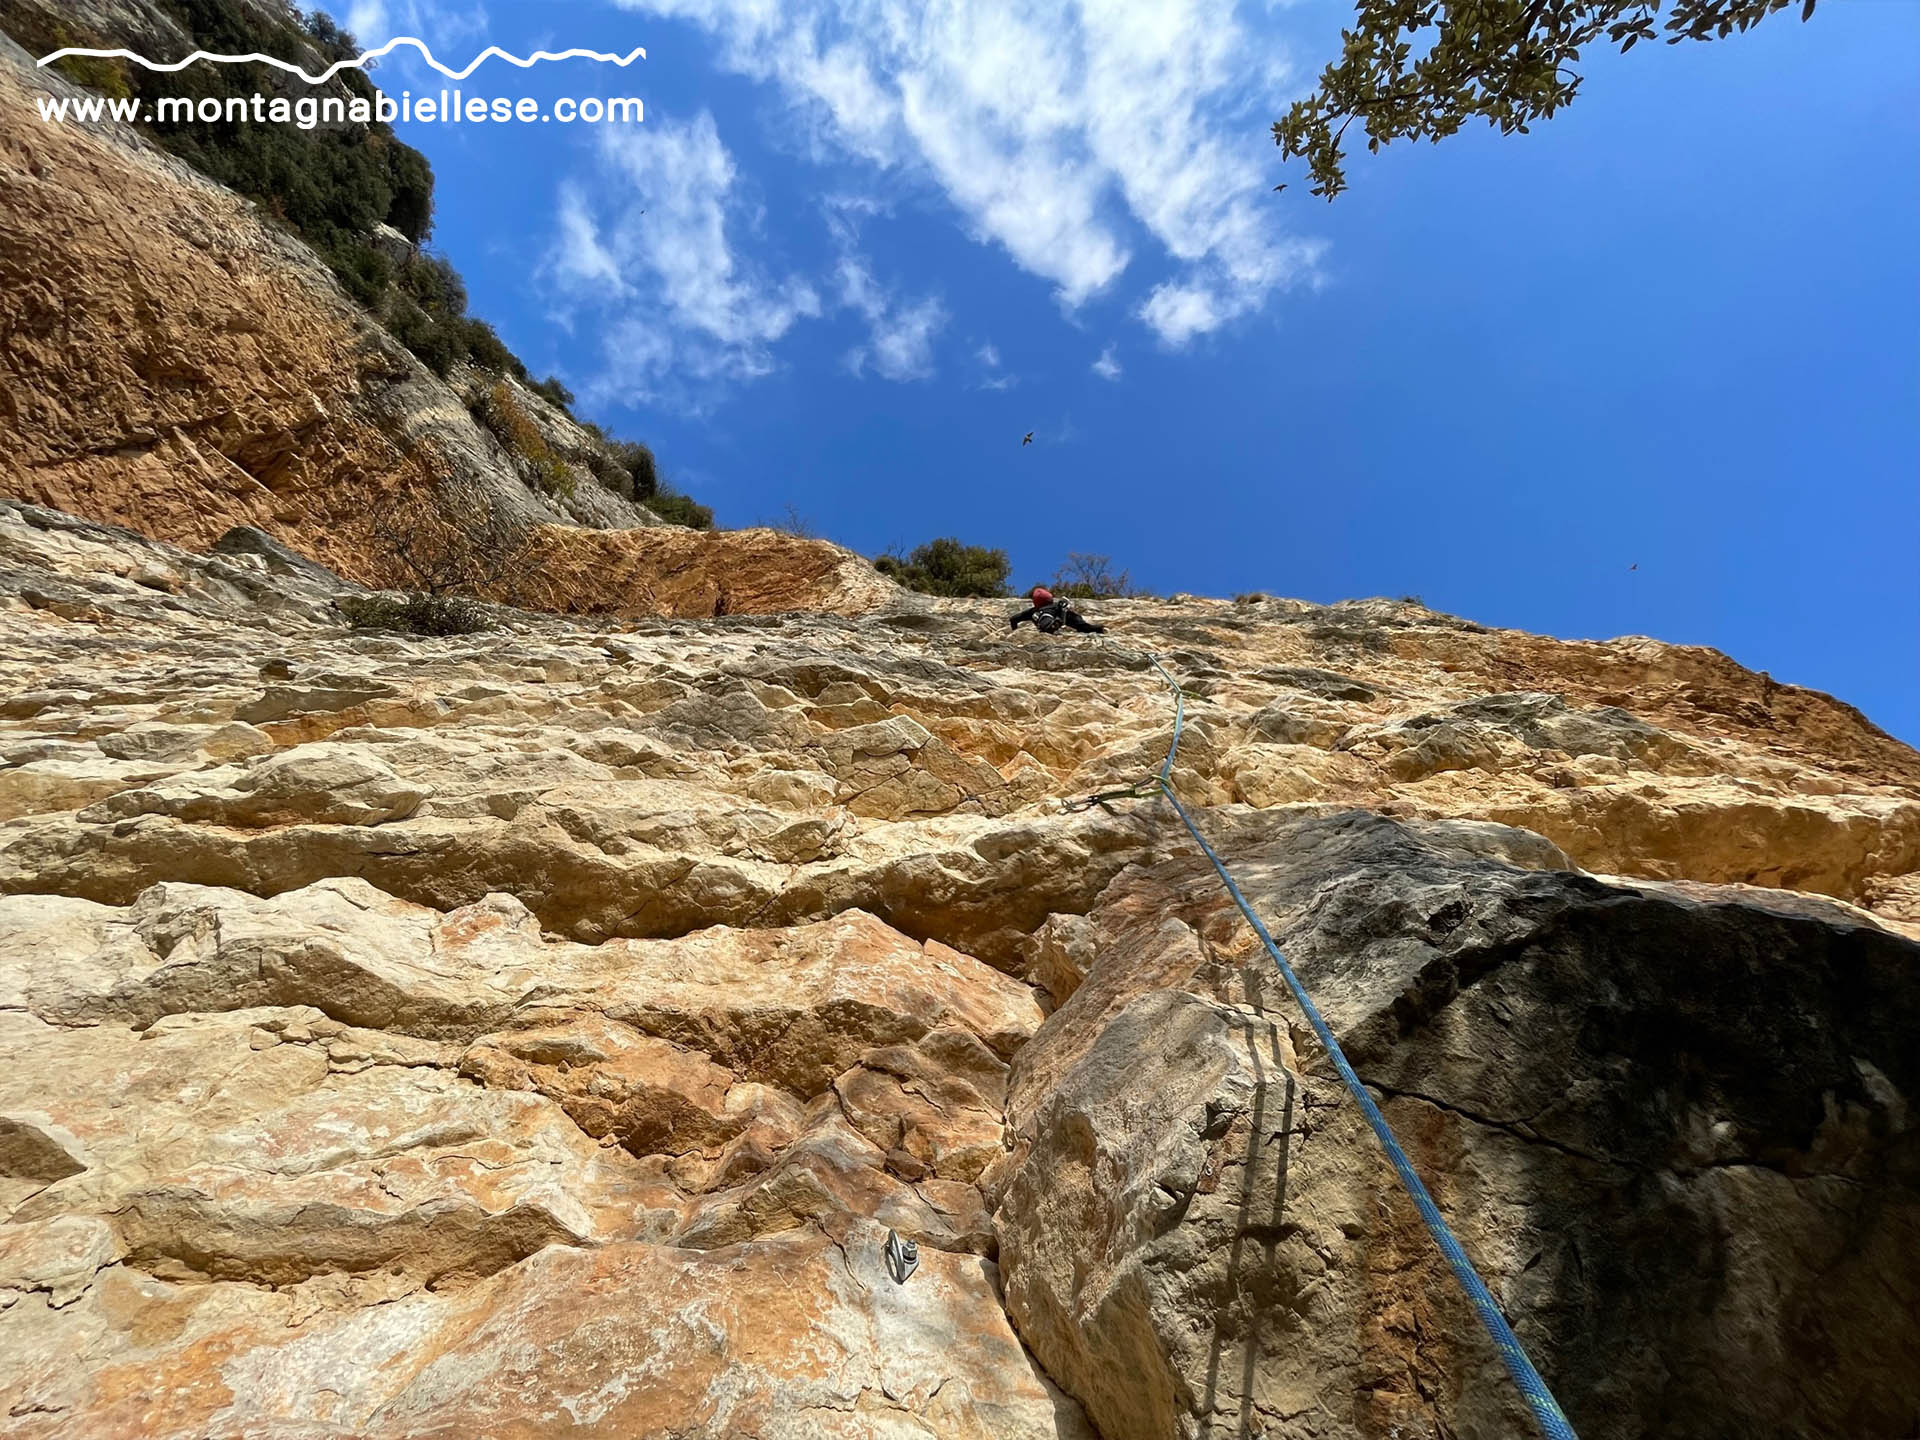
[1009,585,1104,635]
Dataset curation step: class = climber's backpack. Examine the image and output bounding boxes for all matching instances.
[1034,607,1063,634]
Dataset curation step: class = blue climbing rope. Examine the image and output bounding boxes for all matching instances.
[1147,654,1185,785]
[1112,648,1580,1440]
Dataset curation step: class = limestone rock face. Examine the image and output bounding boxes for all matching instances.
[2,1224,1090,1439]
[0,34,889,620]
[993,812,1919,1440]
[0,498,1917,1438]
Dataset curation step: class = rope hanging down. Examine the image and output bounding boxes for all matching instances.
[1072,645,1580,1440]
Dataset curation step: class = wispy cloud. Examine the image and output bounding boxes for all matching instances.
[822,196,949,382]
[609,0,1324,343]
[839,257,948,381]
[1091,344,1122,381]
[550,189,625,295]
[541,112,821,407]
[975,341,1016,390]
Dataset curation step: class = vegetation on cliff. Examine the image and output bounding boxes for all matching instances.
[875,542,1155,602]
[876,538,1012,597]
[472,382,577,499]
[19,3,433,306]
[8,0,709,527]
[1275,0,1819,199]
[1048,553,1142,599]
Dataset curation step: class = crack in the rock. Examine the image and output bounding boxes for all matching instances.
[1366,1081,1872,1189]
[823,1228,869,1299]
[1364,1079,1630,1172]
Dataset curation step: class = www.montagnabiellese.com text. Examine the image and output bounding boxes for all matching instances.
[36,90,642,128]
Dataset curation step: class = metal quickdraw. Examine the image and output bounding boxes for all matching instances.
[1061,778,1160,813]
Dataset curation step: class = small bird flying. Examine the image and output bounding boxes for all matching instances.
[1022,432,1034,447]
[1629,563,1638,571]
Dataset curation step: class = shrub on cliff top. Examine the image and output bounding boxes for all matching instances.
[609,441,660,501]
[648,488,715,530]
[876,539,1011,597]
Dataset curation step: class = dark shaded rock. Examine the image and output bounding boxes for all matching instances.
[997,807,1920,1440]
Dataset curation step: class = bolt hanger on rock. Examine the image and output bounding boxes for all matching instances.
[883,1228,919,1285]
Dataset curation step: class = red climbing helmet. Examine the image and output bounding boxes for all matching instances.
[1030,586,1054,605]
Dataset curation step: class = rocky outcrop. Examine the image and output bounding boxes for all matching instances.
[0,29,889,619]
[992,810,1918,1439]
[1,497,1917,1436]
[515,520,896,620]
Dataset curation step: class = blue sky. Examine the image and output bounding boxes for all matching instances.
[342,0,1919,744]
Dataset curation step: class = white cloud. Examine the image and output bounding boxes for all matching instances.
[836,255,947,382]
[854,296,949,382]
[1138,284,1224,347]
[609,0,1323,340]
[1091,344,1122,381]
[823,197,949,382]
[541,113,821,405]
[550,187,626,295]
[822,192,890,246]
[977,343,1001,369]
